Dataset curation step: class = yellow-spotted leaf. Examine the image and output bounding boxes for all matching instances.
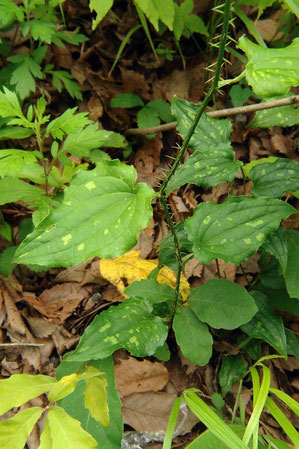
[84,375,109,427]
[0,407,43,449]
[185,196,295,265]
[47,406,98,449]
[64,298,168,362]
[99,250,190,301]
[239,36,299,99]
[0,373,56,415]
[15,160,155,268]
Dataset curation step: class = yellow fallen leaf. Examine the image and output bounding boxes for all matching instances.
[100,250,190,302]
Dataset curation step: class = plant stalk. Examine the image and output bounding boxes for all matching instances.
[158,0,232,321]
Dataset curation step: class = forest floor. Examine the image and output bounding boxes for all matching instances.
[0,1,298,448]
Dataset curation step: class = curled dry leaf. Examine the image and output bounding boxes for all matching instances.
[115,356,169,397]
[99,250,190,301]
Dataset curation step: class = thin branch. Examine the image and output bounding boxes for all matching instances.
[125,94,299,136]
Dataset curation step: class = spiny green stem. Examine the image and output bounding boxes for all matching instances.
[158,0,231,320]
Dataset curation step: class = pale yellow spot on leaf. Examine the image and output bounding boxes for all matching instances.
[85,181,96,190]
[62,234,72,245]
[78,243,85,251]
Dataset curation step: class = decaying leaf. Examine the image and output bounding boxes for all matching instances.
[99,250,190,301]
[115,356,169,397]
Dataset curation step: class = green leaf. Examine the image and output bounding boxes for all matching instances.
[110,93,144,108]
[153,342,171,361]
[188,279,258,330]
[147,99,173,122]
[285,230,299,299]
[62,124,127,157]
[183,390,248,449]
[32,195,52,227]
[51,70,82,100]
[173,306,213,365]
[134,0,174,31]
[185,425,247,449]
[184,196,295,264]
[46,108,91,140]
[255,282,299,316]
[173,0,193,41]
[172,97,232,149]
[0,407,43,449]
[7,53,44,99]
[0,177,45,205]
[15,160,155,267]
[0,373,56,415]
[0,0,24,27]
[22,20,56,43]
[0,212,12,241]
[0,149,40,177]
[285,329,299,359]
[185,14,209,37]
[84,375,109,427]
[158,221,193,270]
[249,104,299,128]
[0,246,17,277]
[250,159,299,198]
[57,358,123,449]
[238,36,299,99]
[263,225,288,273]
[218,355,248,396]
[243,156,278,177]
[137,106,160,129]
[229,85,253,107]
[38,417,52,449]
[0,87,25,120]
[241,292,287,356]
[64,298,168,361]
[89,0,114,29]
[166,142,242,194]
[125,279,175,305]
[47,406,98,449]
[0,125,33,140]
[167,98,240,194]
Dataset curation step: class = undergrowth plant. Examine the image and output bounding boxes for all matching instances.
[0,90,127,273]
[0,0,86,100]
[0,365,110,449]
[0,1,298,448]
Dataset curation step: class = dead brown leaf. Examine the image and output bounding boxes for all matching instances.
[54,259,105,285]
[164,70,191,102]
[122,391,198,434]
[115,356,169,397]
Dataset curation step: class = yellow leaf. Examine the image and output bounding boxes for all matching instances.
[84,376,109,427]
[100,250,190,301]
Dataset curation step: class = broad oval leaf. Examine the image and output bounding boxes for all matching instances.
[249,104,299,128]
[218,355,248,396]
[15,160,155,268]
[64,298,168,362]
[0,373,56,415]
[263,225,288,273]
[173,306,213,365]
[57,358,123,449]
[125,279,175,305]
[239,36,299,99]
[188,279,258,330]
[285,230,299,299]
[184,196,295,264]
[0,407,43,449]
[250,159,299,198]
[47,406,98,449]
[241,292,287,356]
